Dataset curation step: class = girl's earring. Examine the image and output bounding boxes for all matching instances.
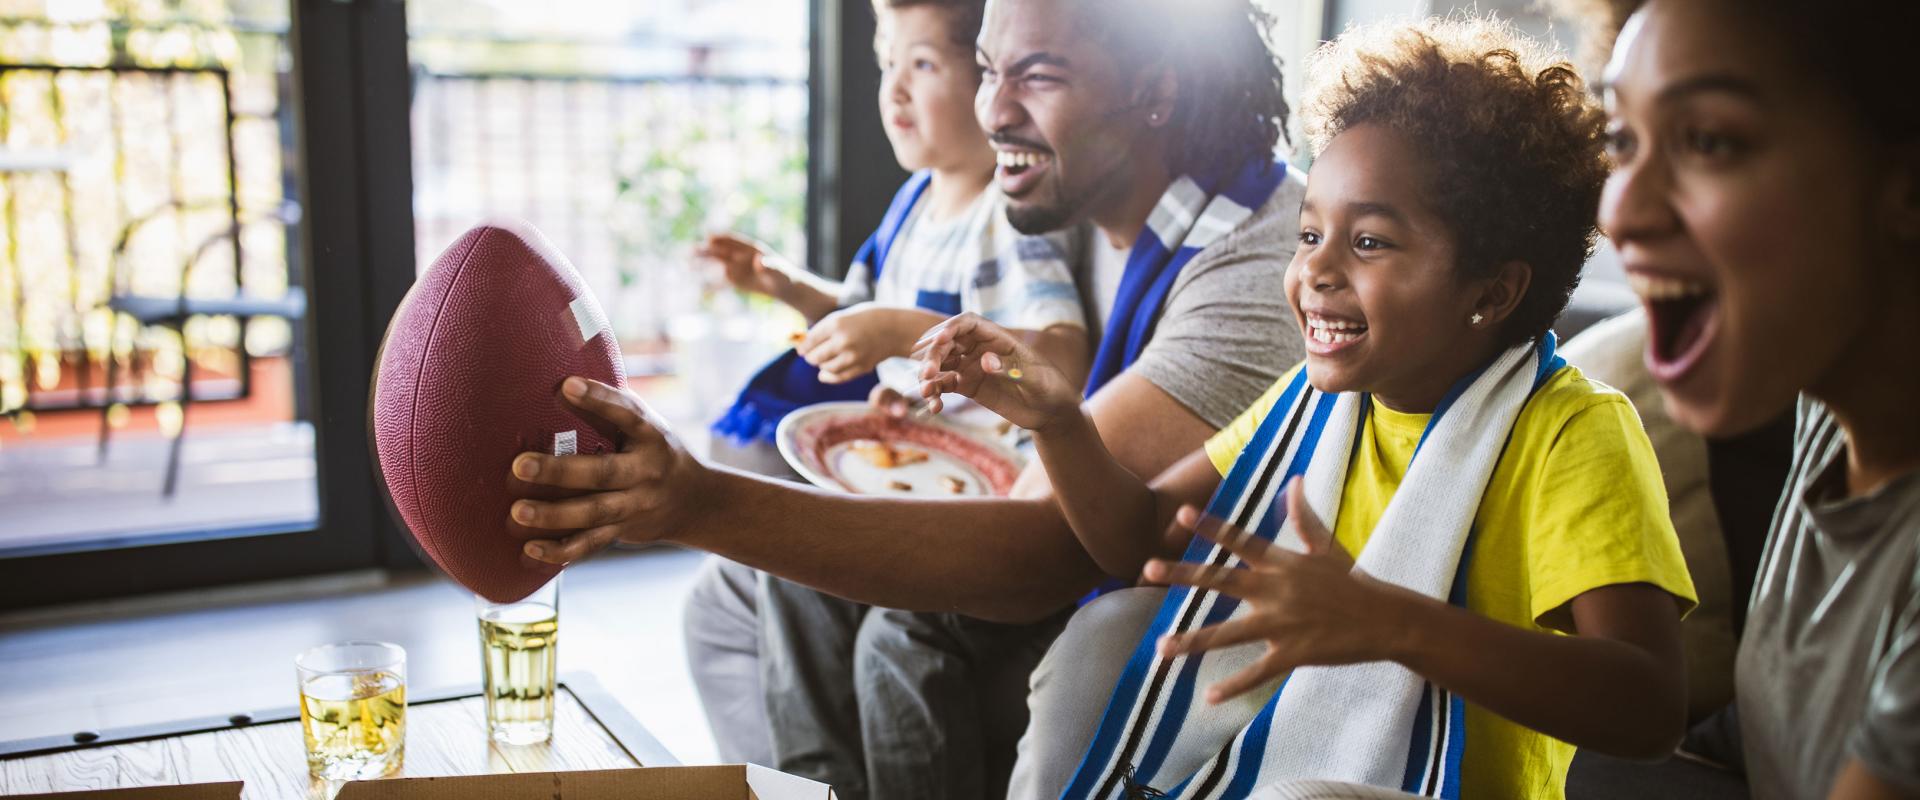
[1470,313,1485,326]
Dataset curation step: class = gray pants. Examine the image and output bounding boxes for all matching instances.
[683,557,1071,800]
[1006,587,1165,800]
[683,556,776,765]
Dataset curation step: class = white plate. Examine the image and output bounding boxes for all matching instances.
[775,402,1024,497]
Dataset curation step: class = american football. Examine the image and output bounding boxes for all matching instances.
[370,221,625,603]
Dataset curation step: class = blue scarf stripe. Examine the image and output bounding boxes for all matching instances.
[1213,159,1285,211]
[1195,368,1312,550]
[1215,679,1285,798]
[1135,388,1324,785]
[1395,336,1563,796]
[1084,236,1176,398]
[1533,332,1565,390]
[1065,573,1208,800]
[1083,159,1288,399]
[1077,378,1314,799]
[1399,684,1440,794]
[1440,693,1468,800]
[1065,161,1294,798]
[1396,338,1565,795]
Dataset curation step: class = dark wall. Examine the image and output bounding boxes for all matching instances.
[808,0,912,279]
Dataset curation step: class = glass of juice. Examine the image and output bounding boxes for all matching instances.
[295,641,407,780]
[476,575,559,745]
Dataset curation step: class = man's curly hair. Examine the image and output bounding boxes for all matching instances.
[1300,17,1610,349]
[1085,0,1291,182]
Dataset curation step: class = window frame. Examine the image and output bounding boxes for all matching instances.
[0,0,421,610]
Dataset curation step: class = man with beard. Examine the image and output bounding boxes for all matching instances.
[505,0,1307,796]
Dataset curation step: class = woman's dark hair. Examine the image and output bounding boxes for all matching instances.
[1551,0,1920,146]
[1087,0,1291,182]
[1300,17,1610,349]
[872,0,985,49]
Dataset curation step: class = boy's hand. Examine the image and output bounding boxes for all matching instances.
[913,312,1079,432]
[797,304,907,383]
[698,232,794,299]
[1142,479,1420,704]
[507,377,710,564]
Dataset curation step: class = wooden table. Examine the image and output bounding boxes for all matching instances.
[0,674,677,799]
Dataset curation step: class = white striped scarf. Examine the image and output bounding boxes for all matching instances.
[1060,334,1566,800]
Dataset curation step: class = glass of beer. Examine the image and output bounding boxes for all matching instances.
[477,575,560,744]
[295,641,407,780]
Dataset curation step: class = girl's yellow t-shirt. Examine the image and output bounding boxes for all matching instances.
[1201,363,1697,800]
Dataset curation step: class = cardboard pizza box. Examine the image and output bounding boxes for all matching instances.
[335,765,834,799]
[11,766,833,799]
[8,784,241,799]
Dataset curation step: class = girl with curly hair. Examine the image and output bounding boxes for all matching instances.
[917,16,1695,798]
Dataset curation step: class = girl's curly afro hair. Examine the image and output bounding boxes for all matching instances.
[1300,17,1611,348]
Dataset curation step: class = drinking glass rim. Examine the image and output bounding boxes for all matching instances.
[295,640,407,674]
[473,573,562,614]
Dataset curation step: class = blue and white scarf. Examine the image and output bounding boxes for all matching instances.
[1062,335,1566,800]
[711,172,934,445]
[1076,157,1291,602]
[1084,158,1290,397]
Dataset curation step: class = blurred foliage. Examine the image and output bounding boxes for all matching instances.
[610,109,805,280]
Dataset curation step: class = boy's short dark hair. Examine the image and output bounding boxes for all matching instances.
[1300,17,1609,349]
[872,0,986,48]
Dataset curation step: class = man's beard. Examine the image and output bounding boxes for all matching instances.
[1005,197,1075,235]
[1002,164,1127,235]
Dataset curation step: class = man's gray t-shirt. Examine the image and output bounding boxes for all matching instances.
[1074,167,1308,428]
[1737,399,1920,798]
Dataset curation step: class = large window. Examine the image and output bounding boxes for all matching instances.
[0,0,819,608]
[0,2,316,555]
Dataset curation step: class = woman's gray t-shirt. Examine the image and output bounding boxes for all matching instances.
[1737,399,1920,797]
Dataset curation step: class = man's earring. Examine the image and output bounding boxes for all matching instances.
[1471,313,1484,326]
[1149,112,1161,123]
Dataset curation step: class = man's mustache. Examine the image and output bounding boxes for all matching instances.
[989,131,1053,154]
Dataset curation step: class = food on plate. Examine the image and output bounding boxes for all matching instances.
[780,406,1023,496]
[850,438,930,469]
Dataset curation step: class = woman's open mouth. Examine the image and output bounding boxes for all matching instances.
[995,149,1053,197]
[1630,270,1720,383]
[1303,311,1368,355]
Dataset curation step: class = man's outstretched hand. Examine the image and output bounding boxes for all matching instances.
[508,377,708,564]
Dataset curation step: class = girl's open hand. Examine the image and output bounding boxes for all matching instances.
[913,312,1079,432]
[1142,479,1419,704]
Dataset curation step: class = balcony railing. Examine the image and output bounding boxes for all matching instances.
[410,67,808,346]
